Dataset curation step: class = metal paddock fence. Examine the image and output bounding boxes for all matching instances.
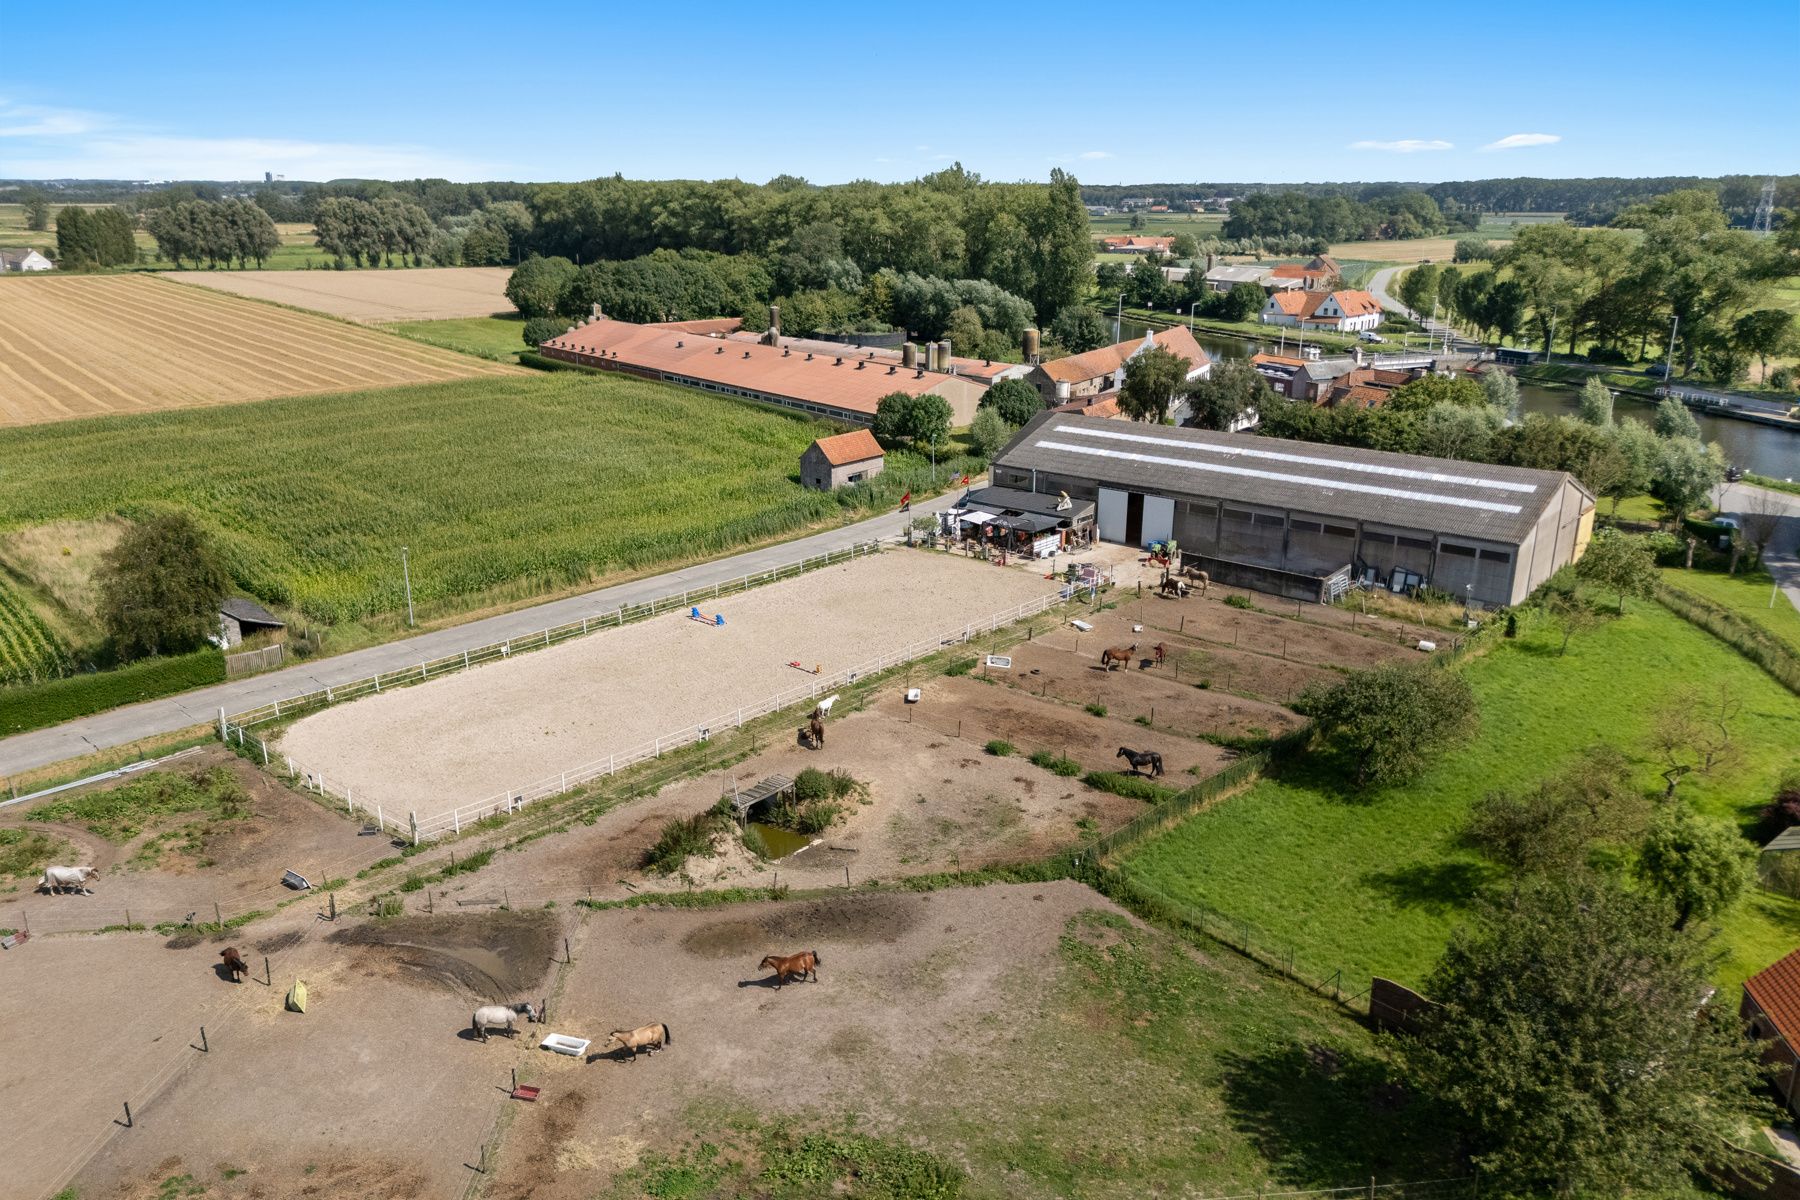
[223,583,1075,845]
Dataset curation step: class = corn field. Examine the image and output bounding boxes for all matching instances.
[0,372,981,626]
[0,574,71,685]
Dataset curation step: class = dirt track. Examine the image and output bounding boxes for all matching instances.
[279,552,1059,821]
[162,266,516,322]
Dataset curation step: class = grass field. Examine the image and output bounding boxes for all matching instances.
[0,372,975,627]
[384,314,526,361]
[0,274,520,426]
[1088,211,1226,238]
[1662,566,1800,655]
[1123,601,1800,994]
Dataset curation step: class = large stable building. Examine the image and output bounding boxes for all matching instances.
[990,412,1595,606]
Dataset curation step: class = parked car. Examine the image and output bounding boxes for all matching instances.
[1726,465,1744,482]
[1359,332,1387,343]
[1646,362,1672,379]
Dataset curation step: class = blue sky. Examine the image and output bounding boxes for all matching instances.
[2,0,1794,184]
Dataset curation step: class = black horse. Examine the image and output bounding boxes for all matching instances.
[1116,747,1164,777]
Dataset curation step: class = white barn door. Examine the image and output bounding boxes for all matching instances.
[1141,496,1175,548]
[1097,488,1127,543]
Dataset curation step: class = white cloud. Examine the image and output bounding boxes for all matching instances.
[1483,132,1562,151]
[1078,150,1114,160]
[0,99,105,139]
[1348,139,1454,153]
[0,127,493,182]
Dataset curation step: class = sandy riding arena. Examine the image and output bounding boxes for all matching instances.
[164,266,516,321]
[0,274,521,426]
[279,552,1059,821]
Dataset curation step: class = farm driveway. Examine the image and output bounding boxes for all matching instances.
[0,508,945,780]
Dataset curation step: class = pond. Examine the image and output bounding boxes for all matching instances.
[746,822,815,859]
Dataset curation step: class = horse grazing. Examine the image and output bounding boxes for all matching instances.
[605,1022,671,1062]
[38,865,98,894]
[1157,576,1189,598]
[1182,567,1211,596]
[1099,643,1137,671]
[470,1001,541,1043]
[220,947,249,982]
[1116,747,1165,778]
[759,949,821,989]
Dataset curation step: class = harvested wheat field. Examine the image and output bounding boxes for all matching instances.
[164,265,516,321]
[279,551,1060,821]
[0,274,522,426]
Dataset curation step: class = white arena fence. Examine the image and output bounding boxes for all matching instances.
[220,542,1079,844]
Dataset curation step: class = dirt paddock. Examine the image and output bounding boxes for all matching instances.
[0,746,398,937]
[279,551,1059,823]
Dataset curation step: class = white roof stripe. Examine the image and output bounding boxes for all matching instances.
[1051,421,1539,495]
[1036,441,1526,516]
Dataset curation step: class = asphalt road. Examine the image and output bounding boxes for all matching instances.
[1716,480,1800,613]
[1367,265,1478,351]
[0,505,926,781]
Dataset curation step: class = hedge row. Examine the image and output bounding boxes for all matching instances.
[1655,582,1800,696]
[0,650,227,736]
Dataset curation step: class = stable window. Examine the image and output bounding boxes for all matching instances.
[1253,513,1286,527]
[1289,519,1322,534]
[1397,535,1433,550]
[1361,531,1396,545]
[1440,543,1477,558]
[1325,524,1356,539]
[1479,549,1512,563]
[1222,508,1254,523]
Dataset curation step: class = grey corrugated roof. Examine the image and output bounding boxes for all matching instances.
[965,485,1095,521]
[993,411,1588,546]
[220,597,284,626]
[1764,828,1800,854]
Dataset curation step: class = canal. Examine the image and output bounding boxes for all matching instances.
[1116,317,1800,481]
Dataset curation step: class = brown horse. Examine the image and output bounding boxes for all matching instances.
[759,950,821,989]
[220,947,248,983]
[1099,643,1137,671]
[1149,643,1168,668]
[605,1022,671,1062]
[1157,576,1188,598]
[800,715,825,749]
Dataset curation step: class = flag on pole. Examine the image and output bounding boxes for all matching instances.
[898,491,912,512]
[958,473,970,486]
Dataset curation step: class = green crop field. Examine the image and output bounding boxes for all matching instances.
[0,573,72,686]
[384,314,528,362]
[0,372,975,629]
[1123,600,1800,994]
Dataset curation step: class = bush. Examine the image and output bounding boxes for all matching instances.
[1082,770,1176,803]
[1029,749,1082,777]
[522,315,569,347]
[1756,770,1800,842]
[0,649,226,736]
[984,739,1015,757]
[1771,366,1796,393]
[642,814,723,874]
[1085,702,1107,717]
[1223,594,1254,610]
[943,657,977,677]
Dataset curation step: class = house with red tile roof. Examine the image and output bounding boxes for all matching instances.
[1743,948,1800,1113]
[1258,289,1384,333]
[538,317,988,426]
[801,429,885,491]
[1100,235,1176,254]
[1026,326,1212,412]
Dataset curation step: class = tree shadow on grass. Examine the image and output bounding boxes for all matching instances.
[1219,1041,1462,1187]
[1360,860,1500,916]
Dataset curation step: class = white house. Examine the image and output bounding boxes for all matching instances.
[0,248,52,272]
[1259,289,1383,333]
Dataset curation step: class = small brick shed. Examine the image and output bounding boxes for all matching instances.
[801,429,885,491]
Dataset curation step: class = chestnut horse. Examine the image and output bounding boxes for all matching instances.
[220,947,248,982]
[759,950,821,989]
[1099,643,1137,671]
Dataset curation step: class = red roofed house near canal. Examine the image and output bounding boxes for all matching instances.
[1743,947,1800,1114]
[1259,289,1384,334]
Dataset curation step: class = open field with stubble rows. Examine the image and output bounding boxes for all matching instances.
[165,265,517,321]
[0,372,974,626]
[0,273,522,426]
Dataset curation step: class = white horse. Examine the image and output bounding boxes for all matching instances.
[38,865,98,894]
[470,1001,541,1042]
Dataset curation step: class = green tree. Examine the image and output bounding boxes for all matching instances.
[460,221,511,267]
[1599,419,1660,514]
[56,205,137,269]
[1219,280,1266,322]
[522,315,569,346]
[1651,437,1726,527]
[968,406,1016,457]
[95,512,231,661]
[1652,395,1701,440]
[1575,528,1658,613]
[871,392,917,445]
[979,377,1043,426]
[1182,358,1268,431]
[1298,661,1479,789]
[1118,345,1188,424]
[505,255,579,320]
[1049,305,1110,354]
[903,393,953,449]
[1385,374,1486,413]
[1452,236,1491,263]
[1415,403,1503,462]
[1575,377,1614,426]
[1169,233,1199,259]
[21,187,50,232]
[1734,309,1796,380]
[1403,873,1773,1196]
[1636,807,1756,931]
[1398,263,1440,314]
[1477,368,1518,410]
